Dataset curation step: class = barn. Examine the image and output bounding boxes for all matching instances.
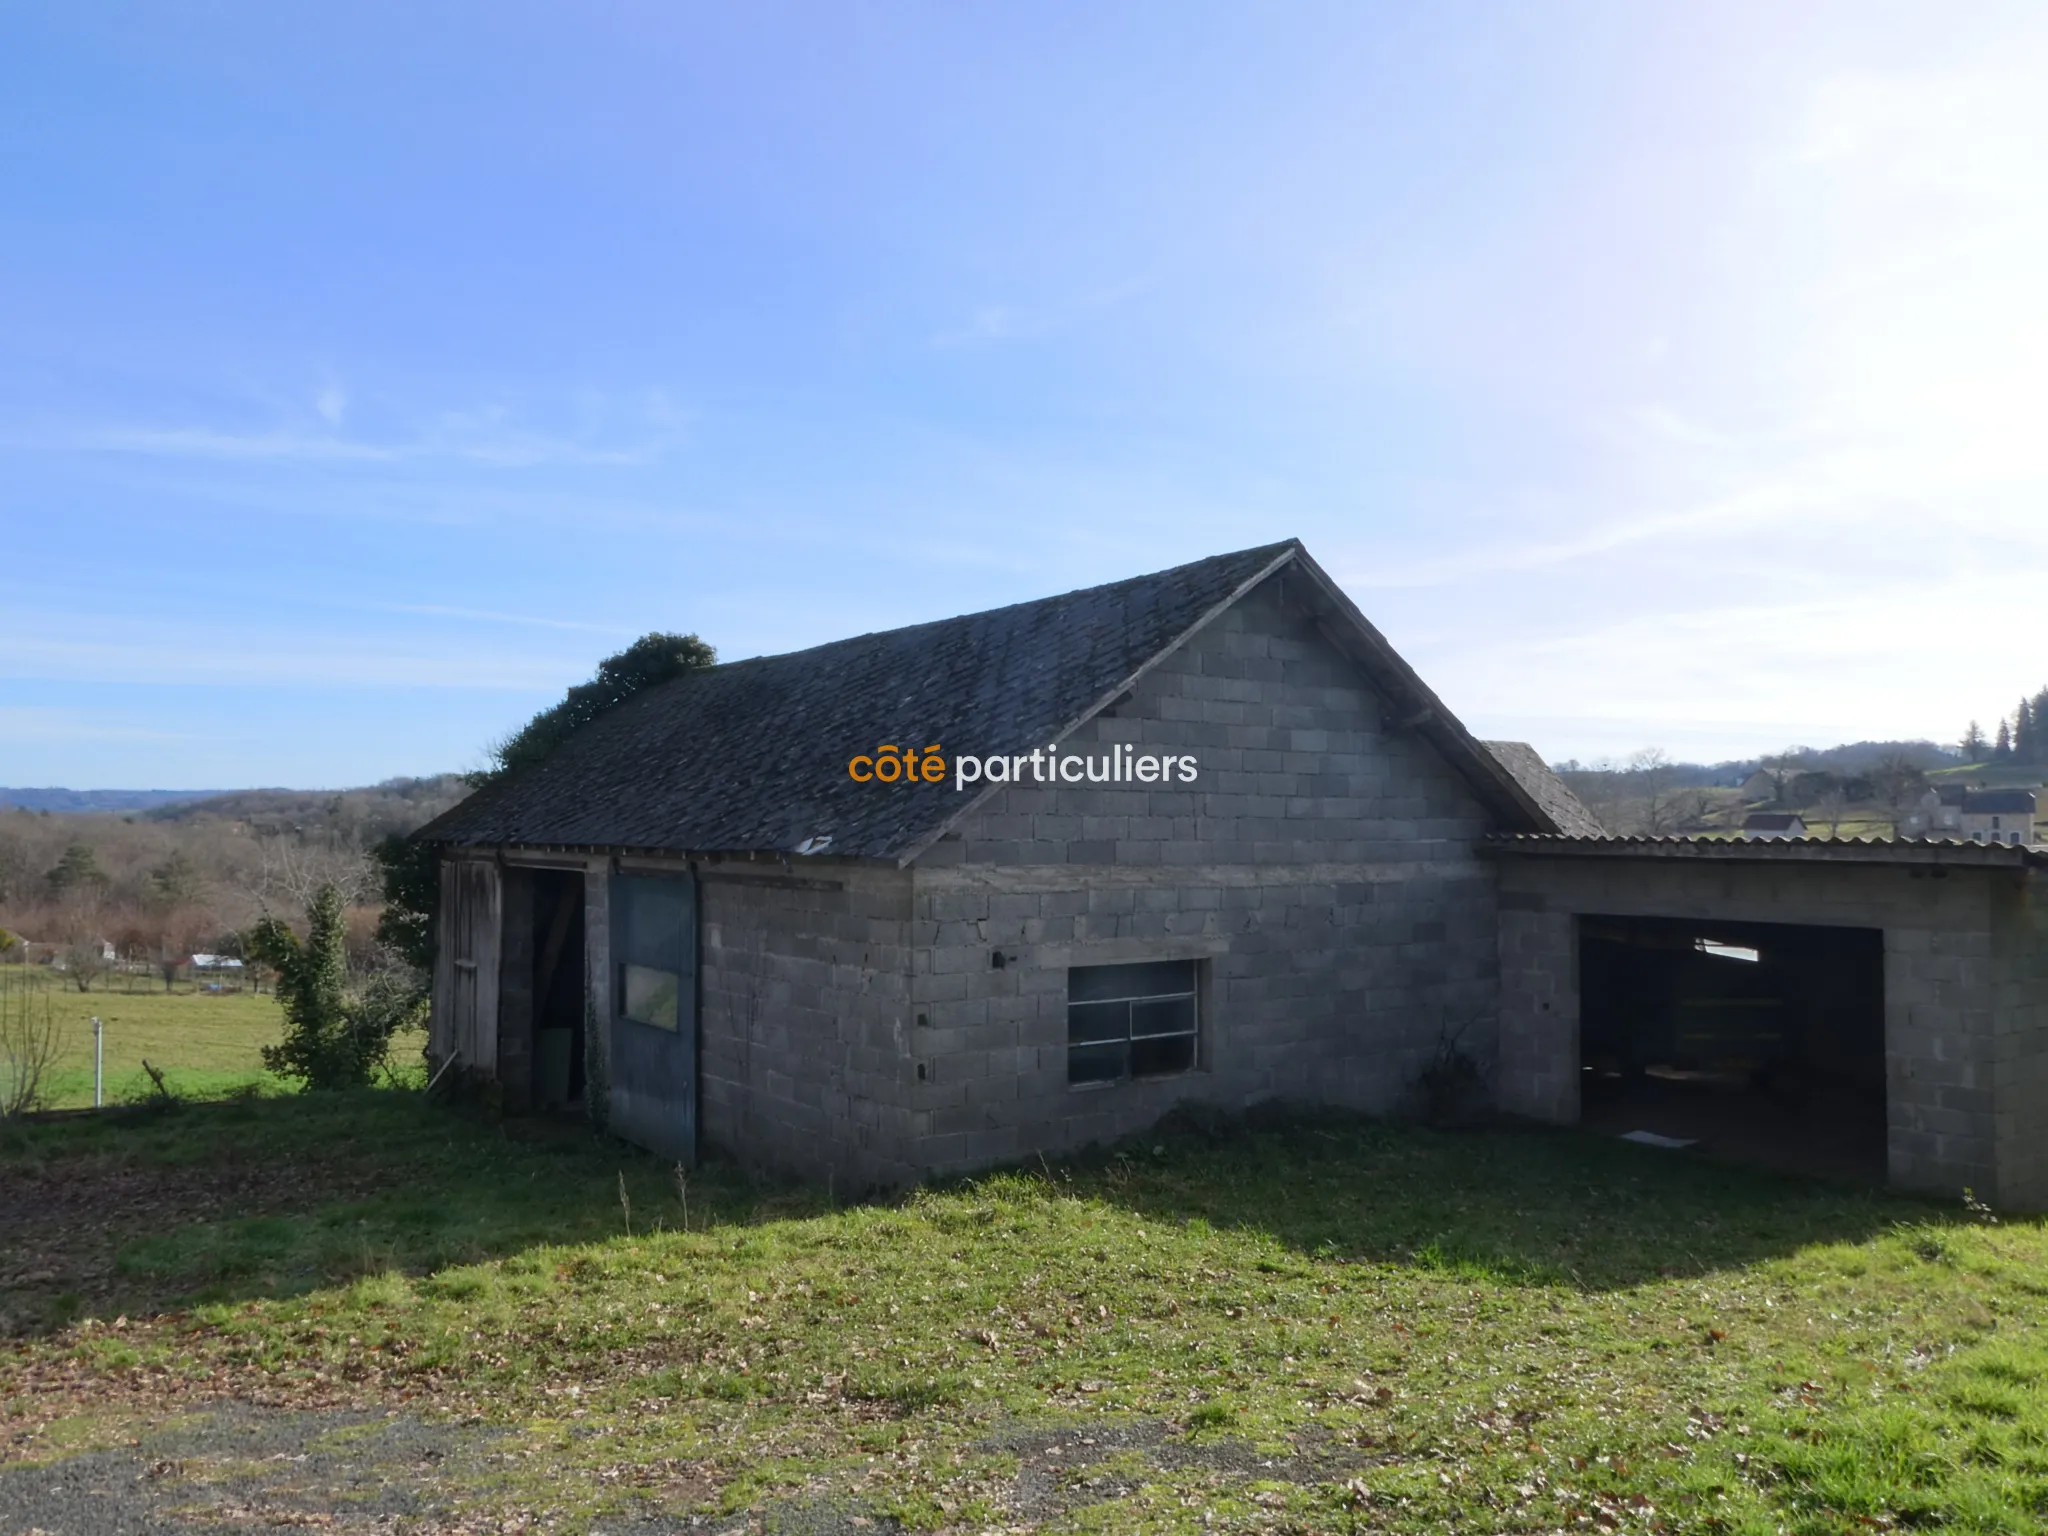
[416,540,2048,1205]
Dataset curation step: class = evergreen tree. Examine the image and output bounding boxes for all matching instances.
[2018,698,2039,766]
[371,834,438,974]
[472,631,716,787]
[1994,718,2013,760]
[1961,720,1988,761]
[148,851,203,907]
[44,842,108,897]
[250,885,413,1089]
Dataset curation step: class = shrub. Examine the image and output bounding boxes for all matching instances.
[0,971,65,1117]
[250,885,422,1090]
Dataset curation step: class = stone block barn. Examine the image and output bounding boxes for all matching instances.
[417,540,2048,1206]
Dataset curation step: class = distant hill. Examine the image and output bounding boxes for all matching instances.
[1554,740,1963,788]
[0,787,227,814]
[144,775,471,841]
[0,776,470,839]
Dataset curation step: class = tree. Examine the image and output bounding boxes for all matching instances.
[149,851,204,908]
[60,939,109,992]
[1629,748,1685,835]
[473,631,716,788]
[1995,719,2013,760]
[1813,786,1852,838]
[1961,720,1988,762]
[1872,754,1927,818]
[0,974,65,1118]
[0,833,24,905]
[44,842,108,898]
[249,885,415,1090]
[371,833,438,974]
[1757,751,1805,806]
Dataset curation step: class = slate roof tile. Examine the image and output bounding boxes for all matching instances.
[421,542,1297,858]
[420,540,1569,859]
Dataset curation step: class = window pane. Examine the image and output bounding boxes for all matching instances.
[1131,1033,1196,1078]
[622,963,681,1030]
[1129,995,1196,1040]
[1069,959,1196,1005]
[1068,1041,1126,1084]
[1067,1000,1129,1045]
[622,881,689,963]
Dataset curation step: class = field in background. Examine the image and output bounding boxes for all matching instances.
[3,970,425,1109]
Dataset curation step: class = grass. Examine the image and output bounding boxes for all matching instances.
[1,969,423,1108]
[1927,764,2048,790]
[5,1094,2046,1532]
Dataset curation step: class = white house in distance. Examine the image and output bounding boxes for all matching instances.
[1742,812,1808,839]
[1959,789,2038,846]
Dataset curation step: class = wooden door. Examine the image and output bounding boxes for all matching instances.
[608,872,698,1163]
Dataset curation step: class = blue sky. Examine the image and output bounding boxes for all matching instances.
[5,3,2046,788]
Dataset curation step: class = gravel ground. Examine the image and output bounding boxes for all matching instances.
[1,1402,1369,1534]
[0,1405,510,1534]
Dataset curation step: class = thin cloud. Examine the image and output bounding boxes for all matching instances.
[0,707,194,744]
[375,602,634,636]
[60,423,672,468]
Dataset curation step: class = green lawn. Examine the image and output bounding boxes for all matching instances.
[4,1093,2045,1533]
[2,972,424,1108]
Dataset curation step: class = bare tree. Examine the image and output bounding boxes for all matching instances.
[246,834,377,917]
[1670,787,1717,832]
[0,972,66,1117]
[1813,787,1852,838]
[1630,748,1686,835]
[1757,750,1806,806]
[60,939,110,993]
[1873,754,1928,821]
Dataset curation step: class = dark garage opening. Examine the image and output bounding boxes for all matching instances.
[530,869,587,1113]
[1578,915,1886,1182]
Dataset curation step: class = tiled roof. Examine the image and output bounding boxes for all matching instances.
[1481,741,1605,837]
[1485,833,2048,868]
[419,540,1565,860]
[1960,789,2037,815]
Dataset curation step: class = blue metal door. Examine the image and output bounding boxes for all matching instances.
[608,872,698,1163]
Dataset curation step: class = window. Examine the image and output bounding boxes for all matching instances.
[613,875,695,1035]
[1694,938,1760,963]
[1068,960,1198,1084]
[621,963,680,1030]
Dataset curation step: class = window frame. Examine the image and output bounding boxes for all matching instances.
[1065,959,1201,1088]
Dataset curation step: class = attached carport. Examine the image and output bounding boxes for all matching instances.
[1485,836,2048,1208]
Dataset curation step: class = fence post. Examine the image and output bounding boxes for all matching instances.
[93,1016,103,1108]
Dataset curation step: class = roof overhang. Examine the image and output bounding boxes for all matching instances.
[1484,833,2047,871]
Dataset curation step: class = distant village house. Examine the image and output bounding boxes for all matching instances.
[1740,812,1807,840]
[1959,789,2037,846]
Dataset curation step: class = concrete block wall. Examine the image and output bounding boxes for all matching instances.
[1495,901,1577,1124]
[1990,872,2048,1208]
[906,573,1504,1175]
[1491,854,2048,1205]
[697,863,918,1189]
